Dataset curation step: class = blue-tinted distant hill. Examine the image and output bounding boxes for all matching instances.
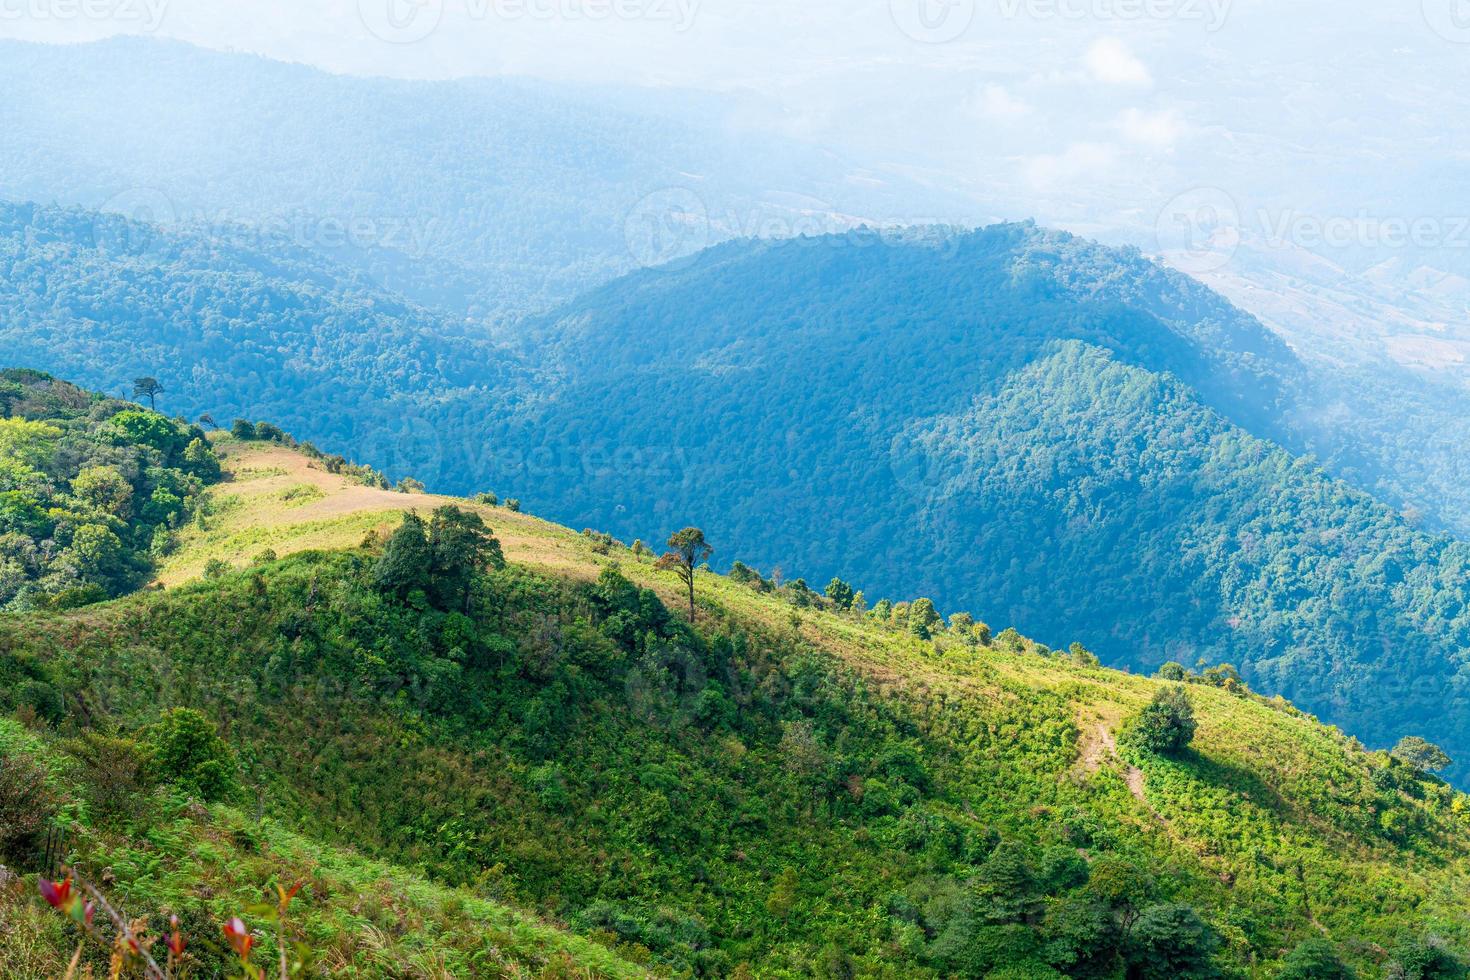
[0,36,979,318]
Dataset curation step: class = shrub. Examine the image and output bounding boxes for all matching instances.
[1387,933,1466,979]
[15,680,64,725]
[0,748,59,863]
[1128,903,1219,979]
[63,731,157,823]
[1124,686,1197,756]
[1391,736,1453,775]
[1277,937,1355,979]
[144,708,238,802]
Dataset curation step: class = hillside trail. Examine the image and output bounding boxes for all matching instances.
[1080,719,1153,811]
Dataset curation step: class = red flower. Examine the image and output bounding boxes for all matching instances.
[38,877,72,909]
[167,914,186,956]
[222,917,253,959]
[276,881,303,908]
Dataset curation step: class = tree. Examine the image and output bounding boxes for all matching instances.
[1386,933,1465,979]
[144,707,237,801]
[183,437,221,481]
[71,465,133,519]
[824,577,854,610]
[427,505,504,612]
[908,598,941,639]
[1126,686,1197,756]
[657,527,711,621]
[1201,663,1243,692]
[197,413,216,429]
[132,376,164,410]
[766,867,800,920]
[374,512,432,599]
[1391,736,1453,775]
[1155,661,1188,681]
[1068,642,1100,667]
[1277,937,1355,980]
[1127,904,1219,979]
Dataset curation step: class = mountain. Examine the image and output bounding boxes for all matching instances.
[0,199,523,474]
[4,373,1470,977]
[7,201,1470,785]
[0,37,979,318]
[496,227,1470,778]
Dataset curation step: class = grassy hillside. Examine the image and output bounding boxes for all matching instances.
[4,433,1470,977]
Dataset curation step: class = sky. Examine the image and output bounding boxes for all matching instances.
[3,0,1469,275]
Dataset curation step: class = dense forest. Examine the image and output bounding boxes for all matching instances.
[0,370,221,610]
[3,421,1470,977]
[8,205,1470,783]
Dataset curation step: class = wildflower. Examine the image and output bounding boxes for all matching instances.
[38,877,73,910]
[276,881,303,908]
[222,916,254,959]
[167,914,187,956]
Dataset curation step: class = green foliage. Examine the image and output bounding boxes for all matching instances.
[906,598,940,639]
[1392,736,1453,774]
[0,744,58,864]
[144,707,238,802]
[0,371,221,608]
[1387,934,1467,979]
[1128,904,1219,979]
[5,432,1470,975]
[374,511,432,598]
[1277,937,1356,979]
[824,577,854,610]
[1125,686,1197,756]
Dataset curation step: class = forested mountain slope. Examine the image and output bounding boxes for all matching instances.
[4,398,1470,977]
[0,200,521,485]
[498,228,1470,777]
[0,37,974,317]
[6,206,1470,784]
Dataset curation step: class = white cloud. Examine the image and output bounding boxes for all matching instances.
[1117,107,1184,150]
[1083,38,1152,86]
[1025,141,1121,189]
[975,83,1031,121]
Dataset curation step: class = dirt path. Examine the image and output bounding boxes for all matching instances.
[1078,719,1151,809]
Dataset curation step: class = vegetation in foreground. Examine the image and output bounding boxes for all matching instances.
[1,373,1469,976]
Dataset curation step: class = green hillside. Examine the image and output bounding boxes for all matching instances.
[3,378,1470,977]
[7,205,1470,789]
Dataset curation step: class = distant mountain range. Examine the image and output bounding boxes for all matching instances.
[0,36,981,318]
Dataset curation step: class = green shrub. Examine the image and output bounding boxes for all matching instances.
[1124,686,1197,756]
